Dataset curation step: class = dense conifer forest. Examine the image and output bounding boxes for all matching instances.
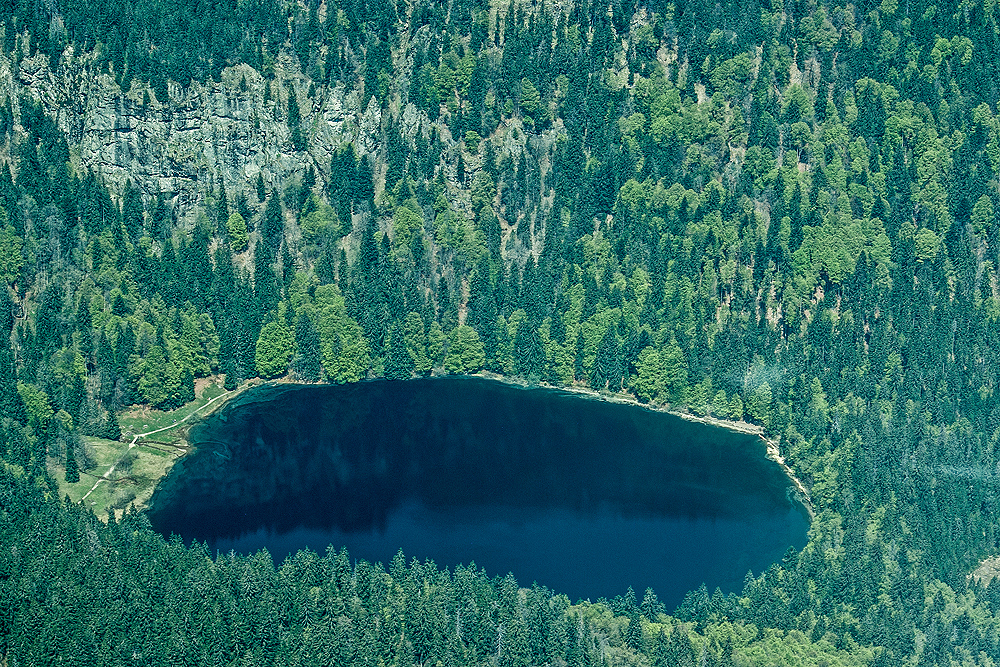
[4,0,1000,662]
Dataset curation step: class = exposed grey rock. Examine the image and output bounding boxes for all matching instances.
[0,49,376,221]
[0,44,566,256]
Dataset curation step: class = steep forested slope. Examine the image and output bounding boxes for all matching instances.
[3,0,1000,663]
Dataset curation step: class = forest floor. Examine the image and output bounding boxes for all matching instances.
[51,379,239,521]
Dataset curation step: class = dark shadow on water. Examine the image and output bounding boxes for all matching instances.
[147,377,808,605]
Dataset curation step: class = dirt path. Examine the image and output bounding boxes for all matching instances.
[80,391,232,503]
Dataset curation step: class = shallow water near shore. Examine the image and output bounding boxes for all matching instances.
[147,377,808,606]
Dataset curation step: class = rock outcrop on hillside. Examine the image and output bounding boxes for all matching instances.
[1,49,391,217]
[0,45,571,266]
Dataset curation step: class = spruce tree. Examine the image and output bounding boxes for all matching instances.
[591,321,622,390]
[385,325,415,380]
[105,408,121,442]
[288,90,306,151]
[293,311,322,381]
[64,440,79,483]
[262,194,284,256]
[513,318,545,378]
[256,172,266,203]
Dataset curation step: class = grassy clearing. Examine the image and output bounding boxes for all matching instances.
[119,379,226,438]
[55,379,229,518]
[50,435,128,510]
[51,433,190,517]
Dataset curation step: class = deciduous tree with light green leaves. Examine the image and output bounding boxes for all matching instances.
[226,212,249,252]
[0,223,23,285]
[631,341,688,404]
[444,325,485,374]
[313,285,370,383]
[131,344,185,409]
[17,382,53,431]
[746,381,773,428]
[427,321,447,368]
[403,312,432,375]
[520,78,540,117]
[255,319,294,378]
[914,227,941,261]
[392,200,424,249]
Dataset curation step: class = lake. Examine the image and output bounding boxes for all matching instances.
[146,377,809,607]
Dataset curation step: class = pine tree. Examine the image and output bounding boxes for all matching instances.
[573,329,586,382]
[64,440,79,483]
[262,194,284,256]
[624,615,642,651]
[513,318,545,378]
[105,408,121,441]
[385,324,415,380]
[122,181,144,240]
[222,356,239,391]
[467,258,498,359]
[0,288,23,423]
[288,90,307,151]
[215,176,229,227]
[293,311,322,380]
[591,322,621,390]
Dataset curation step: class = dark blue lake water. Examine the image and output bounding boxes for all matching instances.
[147,377,808,606]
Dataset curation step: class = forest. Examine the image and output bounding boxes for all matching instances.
[4,0,1000,662]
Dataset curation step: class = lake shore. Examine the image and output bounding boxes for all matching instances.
[116,372,815,525]
[147,374,810,601]
[62,380,254,522]
[465,373,815,519]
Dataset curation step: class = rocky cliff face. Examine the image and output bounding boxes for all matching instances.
[4,36,586,275]
[0,47,387,218]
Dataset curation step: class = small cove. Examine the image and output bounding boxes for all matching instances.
[147,377,809,606]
